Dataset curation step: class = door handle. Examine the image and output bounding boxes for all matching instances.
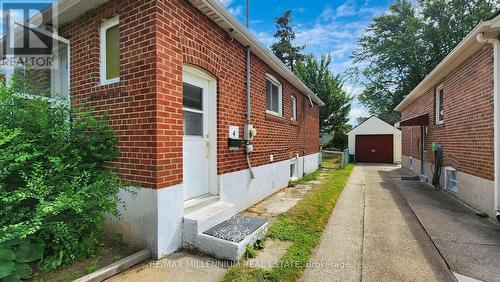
[204,138,210,159]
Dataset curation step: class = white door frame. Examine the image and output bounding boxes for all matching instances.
[182,64,218,197]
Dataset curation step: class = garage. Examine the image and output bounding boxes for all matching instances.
[348,116,401,164]
[355,135,393,163]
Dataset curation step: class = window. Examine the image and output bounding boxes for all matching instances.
[290,96,297,120]
[290,159,298,180]
[445,167,457,193]
[266,74,282,116]
[183,82,204,136]
[100,17,120,85]
[435,84,444,124]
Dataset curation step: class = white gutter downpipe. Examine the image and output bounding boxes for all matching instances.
[477,32,500,222]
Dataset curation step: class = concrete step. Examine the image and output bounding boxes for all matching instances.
[194,215,268,261]
[182,201,235,246]
[184,194,220,213]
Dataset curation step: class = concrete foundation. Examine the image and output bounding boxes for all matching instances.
[106,152,320,259]
[105,184,184,259]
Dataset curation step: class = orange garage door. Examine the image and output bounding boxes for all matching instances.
[355,135,393,163]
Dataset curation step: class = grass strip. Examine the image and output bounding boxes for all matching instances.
[222,164,355,282]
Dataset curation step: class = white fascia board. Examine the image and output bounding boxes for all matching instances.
[394,15,500,112]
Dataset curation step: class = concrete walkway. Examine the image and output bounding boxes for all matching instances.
[301,164,454,282]
[391,167,500,281]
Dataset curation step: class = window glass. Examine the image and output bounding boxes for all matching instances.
[266,80,272,110]
[183,83,203,110]
[290,163,297,178]
[271,84,279,113]
[436,86,444,124]
[438,89,444,122]
[183,111,203,136]
[266,77,281,114]
[105,25,120,80]
[291,96,297,120]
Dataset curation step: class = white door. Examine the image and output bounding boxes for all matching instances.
[183,71,212,200]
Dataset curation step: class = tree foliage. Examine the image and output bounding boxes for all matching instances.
[352,0,496,124]
[0,73,125,273]
[324,124,352,150]
[294,55,352,133]
[271,10,305,71]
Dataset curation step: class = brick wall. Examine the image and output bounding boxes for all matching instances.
[62,0,320,189]
[400,45,494,181]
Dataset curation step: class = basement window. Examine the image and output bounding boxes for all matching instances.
[290,159,298,180]
[266,74,282,116]
[445,167,457,193]
[100,17,120,85]
[435,84,444,124]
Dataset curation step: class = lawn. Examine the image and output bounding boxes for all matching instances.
[222,164,355,282]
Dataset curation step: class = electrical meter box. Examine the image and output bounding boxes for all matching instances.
[244,124,257,141]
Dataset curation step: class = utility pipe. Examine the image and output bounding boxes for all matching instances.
[245,0,255,179]
[477,32,500,222]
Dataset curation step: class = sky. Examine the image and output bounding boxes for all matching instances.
[220,0,393,125]
[0,0,393,125]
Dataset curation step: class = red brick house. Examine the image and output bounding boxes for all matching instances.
[5,0,323,258]
[395,13,500,222]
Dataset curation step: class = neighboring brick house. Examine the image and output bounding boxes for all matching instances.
[6,0,323,258]
[395,13,500,221]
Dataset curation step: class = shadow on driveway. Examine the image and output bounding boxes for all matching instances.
[386,165,500,281]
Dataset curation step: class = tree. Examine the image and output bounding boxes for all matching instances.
[420,0,497,68]
[352,0,496,124]
[271,10,305,71]
[294,55,352,133]
[352,0,427,124]
[325,124,352,150]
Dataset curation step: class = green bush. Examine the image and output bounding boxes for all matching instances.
[0,76,124,274]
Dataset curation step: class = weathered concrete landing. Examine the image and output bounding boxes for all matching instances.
[391,167,500,282]
[301,164,454,282]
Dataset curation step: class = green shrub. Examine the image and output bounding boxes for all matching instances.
[0,76,125,274]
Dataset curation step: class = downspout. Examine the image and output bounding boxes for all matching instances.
[477,32,500,222]
[245,46,255,179]
[245,0,255,179]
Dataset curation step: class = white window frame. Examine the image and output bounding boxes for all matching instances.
[265,74,282,116]
[100,17,120,86]
[290,95,297,120]
[435,84,444,125]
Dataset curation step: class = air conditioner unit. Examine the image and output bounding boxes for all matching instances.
[445,167,457,193]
